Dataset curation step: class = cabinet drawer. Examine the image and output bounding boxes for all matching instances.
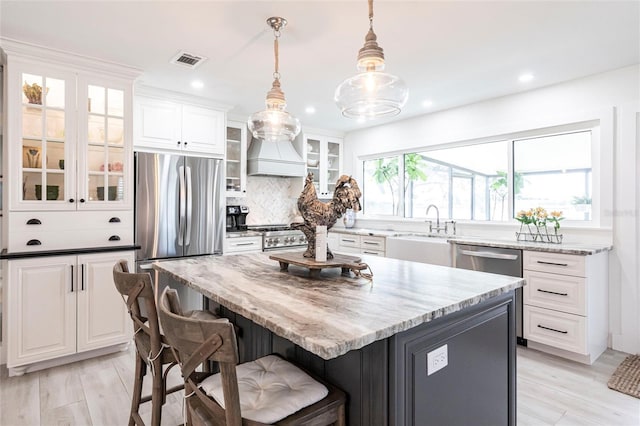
[8,228,133,252]
[10,211,132,232]
[523,251,585,277]
[361,249,385,257]
[338,235,360,248]
[224,237,262,254]
[524,270,586,315]
[361,236,385,251]
[524,305,587,354]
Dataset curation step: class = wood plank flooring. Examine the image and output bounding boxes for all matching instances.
[1,345,638,425]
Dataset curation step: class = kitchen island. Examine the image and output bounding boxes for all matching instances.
[153,253,525,425]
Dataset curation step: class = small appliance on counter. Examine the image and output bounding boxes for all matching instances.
[226,205,249,232]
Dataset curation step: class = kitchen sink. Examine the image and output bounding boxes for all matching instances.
[386,234,454,266]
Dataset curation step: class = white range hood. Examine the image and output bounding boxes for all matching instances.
[247,138,306,177]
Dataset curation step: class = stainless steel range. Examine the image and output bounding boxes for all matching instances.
[247,225,307,251]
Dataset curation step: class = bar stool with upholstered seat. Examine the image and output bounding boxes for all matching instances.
[157,287,346,426]
[113,259,220,426]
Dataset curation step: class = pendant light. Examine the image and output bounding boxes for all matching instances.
[335,0,408,120]
[248,17,301,142]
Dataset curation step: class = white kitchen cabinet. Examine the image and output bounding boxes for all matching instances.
[6,251,133,374]
[523,250,608,364]
[332,233,386,257]
[225,120,247,197]
[5,56,134,212]
[134,95,225,157]
[304,134,343,199]
[224,235,262,254]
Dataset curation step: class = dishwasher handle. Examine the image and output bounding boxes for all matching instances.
[459,249,519,261]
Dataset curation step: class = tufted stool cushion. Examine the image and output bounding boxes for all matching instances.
[200,354,329,424]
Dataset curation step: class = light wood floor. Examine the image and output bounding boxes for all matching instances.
[1,346,638,425]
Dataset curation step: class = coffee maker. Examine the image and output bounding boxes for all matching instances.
[226,205,249,232]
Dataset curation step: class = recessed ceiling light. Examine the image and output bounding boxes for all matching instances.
[422,100,433,108]
[305,106,316,114]
[518,73,534,83]
[191,80,204,89]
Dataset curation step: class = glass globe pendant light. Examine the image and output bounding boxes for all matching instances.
[248,17,301,142]
[335,0,408,120]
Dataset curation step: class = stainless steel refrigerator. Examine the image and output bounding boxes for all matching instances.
[134,151,224,309]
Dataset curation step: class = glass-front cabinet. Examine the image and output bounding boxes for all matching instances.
[225,120,247,197]
[303,134,343,199]
[9,61,132,211]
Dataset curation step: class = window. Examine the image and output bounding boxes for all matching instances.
[361,127,594,223]
[513,131,592,220]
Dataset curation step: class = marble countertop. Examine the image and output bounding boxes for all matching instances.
[330,227,611,255]
[152,253,524,360]
[448,237,611,255]
[226,231,263,238]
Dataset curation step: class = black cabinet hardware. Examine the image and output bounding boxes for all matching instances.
[109,217,121,223]
[79,198,86,203]
[109,235,121,241]
[69,198,75,203]
[536,260,568,267]
[26,239,42,246]
[537,289,568,296]
[26,218,42,225]
[71,264,74,292]
[81,264,85,291]
[537,324,568,334]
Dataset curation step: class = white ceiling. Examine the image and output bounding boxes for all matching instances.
[1,1,638,133]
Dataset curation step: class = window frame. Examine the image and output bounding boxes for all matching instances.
[359,121,601,227]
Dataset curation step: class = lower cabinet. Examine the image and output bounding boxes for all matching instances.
[332,233,386,257]
[523,250,608,364]
[6,251,133,371]
[224,236,262,254]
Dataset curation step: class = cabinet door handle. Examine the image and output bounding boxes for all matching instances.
[537,324,568,334]
[109,217,121,223]
[363,251,379,255]
[363,241,379,246]
[342,239,356,243]
[537,289,568,296]
[177,141,181,145]
[536,260,568,267]
[81,264,85,291]
[236,242,255,246]
[69,198,75,203]
[26,239,42,246]
[109,235,121,241]
[26,218,42,225]
[70,264,74,292]
[79,198,86,203]
[184,141,188,146]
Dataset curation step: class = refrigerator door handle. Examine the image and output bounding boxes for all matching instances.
[178,165,186,246]
[185,166,193,246]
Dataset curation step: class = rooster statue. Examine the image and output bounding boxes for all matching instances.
[292,173,362,259]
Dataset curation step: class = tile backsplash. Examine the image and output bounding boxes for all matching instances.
[227,176,300,225]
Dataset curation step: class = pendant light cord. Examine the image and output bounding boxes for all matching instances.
[273,27,281,81]
[368,0,374,29]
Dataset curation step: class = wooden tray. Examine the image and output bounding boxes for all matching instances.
[269,251,372,279]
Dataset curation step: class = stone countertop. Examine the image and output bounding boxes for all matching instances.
[152,253,524,360]
[448,237,612,255]
[226,231,263,238]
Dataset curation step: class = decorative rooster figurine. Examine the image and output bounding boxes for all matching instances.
[292,173,362,259]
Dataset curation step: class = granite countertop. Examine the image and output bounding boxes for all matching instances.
[448,237,612,255]
[226,231,263,238]
[152,253,524,360]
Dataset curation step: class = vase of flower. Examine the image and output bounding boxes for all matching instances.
[515,207,564,244]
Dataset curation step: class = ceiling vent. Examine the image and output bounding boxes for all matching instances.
[170,51,207,69]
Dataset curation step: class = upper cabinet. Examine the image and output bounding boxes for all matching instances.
[134,95,225,157]
[225,120,247,197]
[5,55,135,212]
[303,133,343,199]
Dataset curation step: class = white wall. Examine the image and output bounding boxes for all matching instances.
[343,65,640,354]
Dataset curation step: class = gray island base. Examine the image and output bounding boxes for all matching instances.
[152,253,525,426]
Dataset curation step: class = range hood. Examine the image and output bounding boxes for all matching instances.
[247,138,306,177]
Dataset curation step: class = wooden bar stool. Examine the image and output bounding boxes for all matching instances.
[113,260,219,426]
[157,287,346,426]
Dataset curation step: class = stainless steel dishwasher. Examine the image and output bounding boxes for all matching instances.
[454,244,526,345]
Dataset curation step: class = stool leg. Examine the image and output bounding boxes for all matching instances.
[130,354,145,426]
[150,357,164,426]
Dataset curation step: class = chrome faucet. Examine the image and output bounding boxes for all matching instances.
[426,204,440,231]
